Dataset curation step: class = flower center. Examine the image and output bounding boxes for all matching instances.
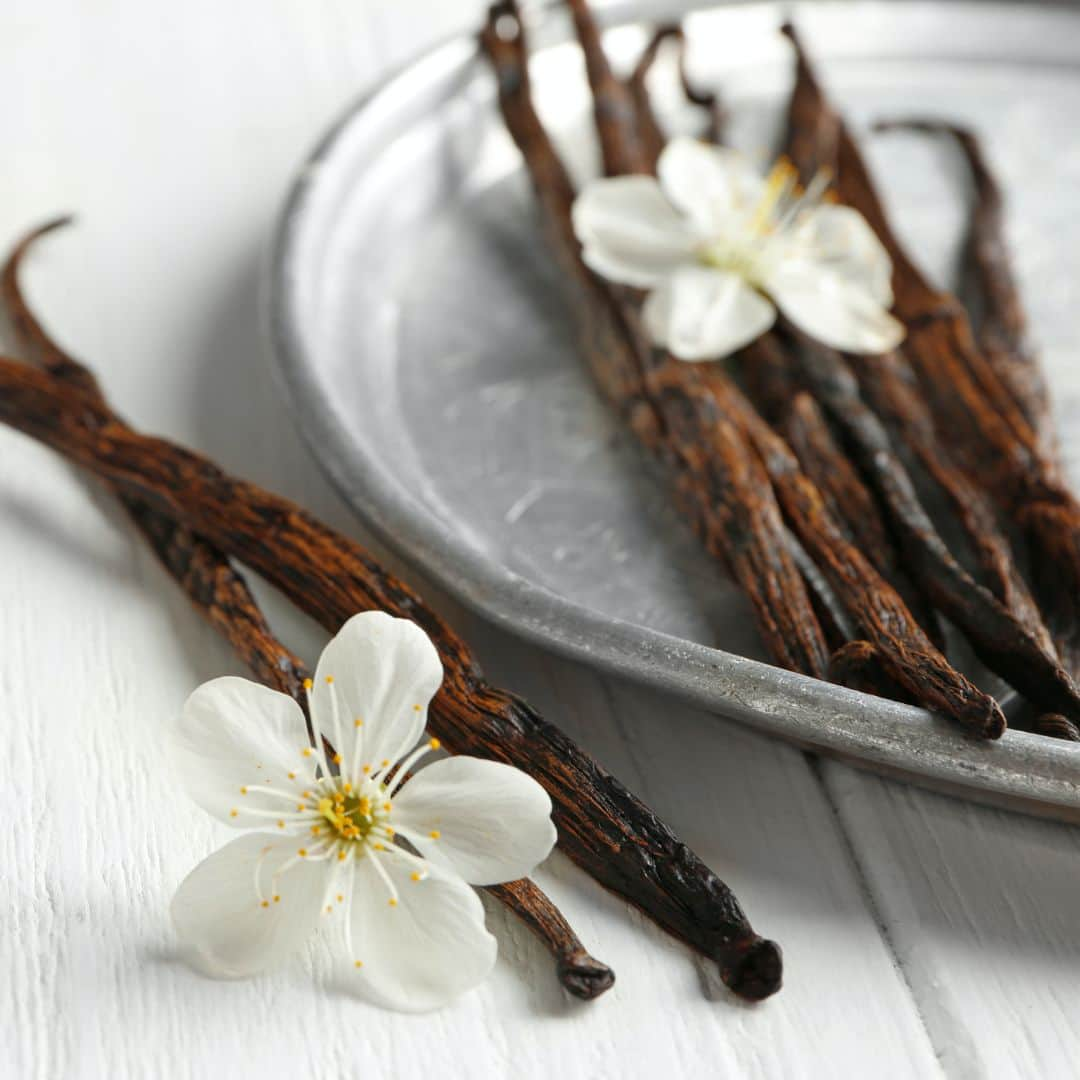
[317,781,392,846]
[696,158,833,284]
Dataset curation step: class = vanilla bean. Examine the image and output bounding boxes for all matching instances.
[747,354,946,653]
[556,1,1005,726]
[873,118,1057,466]
[1,223,617,1000]
[1,219,310,702]
[627,25,724,172]
[564,0,646,176]
[701,367,1003,736]
[782,23,1080,668]
[0,357,781,1001]
[827,641,914,705]
[779,321,1080,723]
[487,2,829,679]
[486,879,615,999]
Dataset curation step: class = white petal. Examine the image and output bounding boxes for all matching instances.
[171,832,327,977]
[572,175,697,288]
[311,612,442,776]
[658,137,765,234]
[345,855,496,1012]
[392,757,556,886]
[643,265,776,361]
[789,204,894,306]
[169,677,314,826]
[767,260,906,355]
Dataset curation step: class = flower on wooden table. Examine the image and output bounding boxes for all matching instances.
[572,136,905,361]
[168,611,557,1012]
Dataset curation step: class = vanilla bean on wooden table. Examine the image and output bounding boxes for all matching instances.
[0,355,782,1001]
[1,222,616,1001]
[542,0,1003,734]
[782,24,1080,669]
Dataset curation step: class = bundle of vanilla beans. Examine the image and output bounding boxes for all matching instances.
[481,0,1080,743]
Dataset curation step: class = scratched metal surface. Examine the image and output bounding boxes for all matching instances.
[270,0,1080,818]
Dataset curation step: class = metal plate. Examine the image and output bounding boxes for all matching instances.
[269,1,1080,820]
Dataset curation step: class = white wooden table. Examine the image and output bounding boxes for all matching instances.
[3,2,1079,1077]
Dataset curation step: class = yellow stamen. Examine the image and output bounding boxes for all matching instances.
[298,848,308,857]
[388,898,398,907]
[410,871,422,882]
[429,737,441,750]
[277,820,284,829]
[302,748,312,758]
[273,895,281,903]
[261,900,269,908]
[429,830,441,840]
[354,718,363,728]
[303,678,313,691]
[325,675,334,684]
[354,960,363,968]
[332,753,342,765]
[229,808,238,818]
[239,786,248,795]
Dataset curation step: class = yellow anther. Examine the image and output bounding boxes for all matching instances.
[273,895,281,903]
[373,842,385,851]
[288,771,296,780]
[302,791,312,798]
[303,677,313,691]
[336,893,344,902]
[338,850,347,861]
[388,898,398,907]
[413,704,422,712]
[380,759,389,768]
[311,825,321,835]
[354,960,363,968]
[385,827,395,837]
[298,848,308,857]
[229,808,238,818]
[296,803,306,812]
[332,753,342,765]
[277,820,284,829]
[240,786,248,795]
[261,900,269,908]
[354,718,363,728]
[343,783,353,794]
[325,675,334,684]
[382,802,392,812]
[359,797,371,814]
[410,872,422,882]
[429,830,441,839]
[362,764,372,775]
[429,738,441,750]
[302,748,312,758]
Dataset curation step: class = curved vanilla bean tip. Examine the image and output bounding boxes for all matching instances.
[556,950,617,1000]
[719,936,783,1002]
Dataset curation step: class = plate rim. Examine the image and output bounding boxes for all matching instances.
[266,0,1080,820]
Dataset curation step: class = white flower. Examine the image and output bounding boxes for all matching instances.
[167,611,557,1012]
[571,136,905,361]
